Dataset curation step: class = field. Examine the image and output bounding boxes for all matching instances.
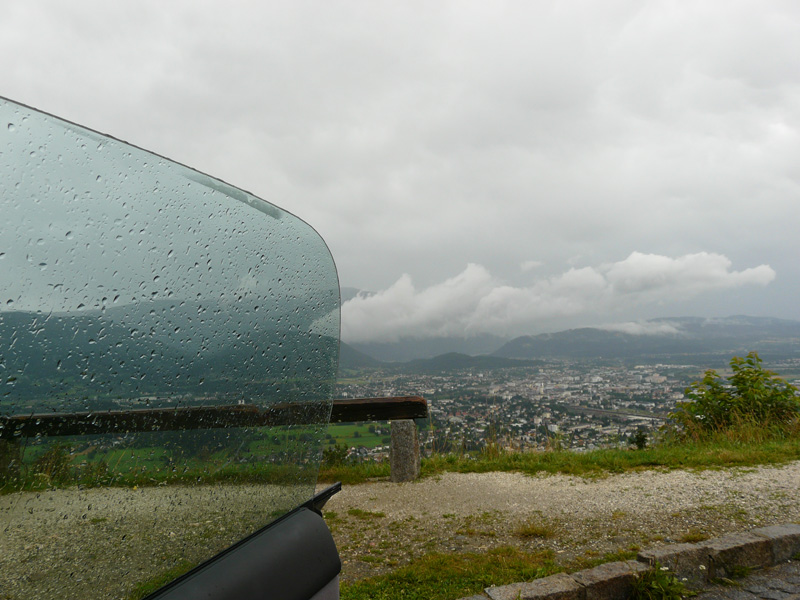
[324,422,392,449]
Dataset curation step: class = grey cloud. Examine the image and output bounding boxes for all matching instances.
[1,2,798,325]
[597,321,683,336]
[341,253,775,343]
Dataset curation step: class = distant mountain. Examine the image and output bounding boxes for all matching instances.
[493,316,800,362]
[349,334,509,363]
[398,352,541,374]
[339,342,383,369]
[0,303,338,408]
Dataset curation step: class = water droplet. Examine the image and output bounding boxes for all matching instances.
[7,123,14,131]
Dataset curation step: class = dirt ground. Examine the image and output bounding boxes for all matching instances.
[321,464,800,582]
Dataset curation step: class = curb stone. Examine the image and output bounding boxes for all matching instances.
[486,572,584,600]
[456,523,800,600]
[700,532,773,580]
[571,561,651,600]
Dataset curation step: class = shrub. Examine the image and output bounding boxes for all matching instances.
[34,443,73,485]
[631,429,648,450]
[670,352,799,439]
[322,443,351,467]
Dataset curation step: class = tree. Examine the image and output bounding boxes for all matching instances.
[670,352,799,438]
[630,429,648,450]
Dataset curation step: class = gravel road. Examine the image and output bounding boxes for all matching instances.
[1,462,799,598]
[323,463,800,581]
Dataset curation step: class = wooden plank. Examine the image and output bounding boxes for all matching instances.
[330,396,428,423]
[0,397,427,439]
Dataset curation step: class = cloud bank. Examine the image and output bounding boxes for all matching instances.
[341,252,775,343]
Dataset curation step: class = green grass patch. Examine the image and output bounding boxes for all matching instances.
[318,461,390,484]
[7,432,800,493]
[317,434,800,485]
[325,423,389,449]
[347,508,386,520]
[126,560,194,600]
[416,436,800,480]
[515,518,555,539]
[679,528,709,543]
[340,547,559,600]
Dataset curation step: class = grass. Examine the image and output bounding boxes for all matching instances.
[679,528,709,543]
[325,422,391,449]
[347,508,386,520]
[320,434,800,485]
[126,560,194,600]
[514,518,556,539]
[7,421,800,494]
[340,546,559,600]
[318,460,390,484]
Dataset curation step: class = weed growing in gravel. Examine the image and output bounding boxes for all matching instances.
[514,518,555,539]
[127,561,194,600]
[632,565,692,600]
[347,508,386,520]
[678,528,709,543]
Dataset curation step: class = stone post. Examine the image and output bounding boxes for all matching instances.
[389,419,420,482]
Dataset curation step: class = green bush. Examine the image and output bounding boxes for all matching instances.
[631,429,648,450]
[33,443,74,485]
[671,352,799,439]
[322,443,351,467]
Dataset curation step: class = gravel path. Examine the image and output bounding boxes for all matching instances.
[323,463,800,581]
[1,462,799,598]
[0,483,305,600]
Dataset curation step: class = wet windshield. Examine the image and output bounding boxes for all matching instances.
[0,97,340,599]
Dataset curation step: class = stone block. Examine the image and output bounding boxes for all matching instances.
[638,543,711,589]
[390,419,420,482]
[751,523,800,563]
[486,572,585,600]
[571,560,650,600]
[699,532,773,579]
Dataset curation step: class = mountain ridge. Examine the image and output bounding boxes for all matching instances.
[340,315,800,367]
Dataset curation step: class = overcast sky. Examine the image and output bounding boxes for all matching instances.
[3,1,799,343]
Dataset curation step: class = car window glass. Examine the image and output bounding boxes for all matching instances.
[0,97,340,600]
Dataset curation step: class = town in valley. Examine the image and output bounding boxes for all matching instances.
[332,357,800,461]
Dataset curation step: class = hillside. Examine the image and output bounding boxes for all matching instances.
[493,316,800,362]
[396,352,541,374]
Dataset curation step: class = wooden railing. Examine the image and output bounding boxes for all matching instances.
[0,396,427,440]
[0,396,428,481]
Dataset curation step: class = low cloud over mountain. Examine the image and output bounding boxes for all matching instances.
[341,252,774,343]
